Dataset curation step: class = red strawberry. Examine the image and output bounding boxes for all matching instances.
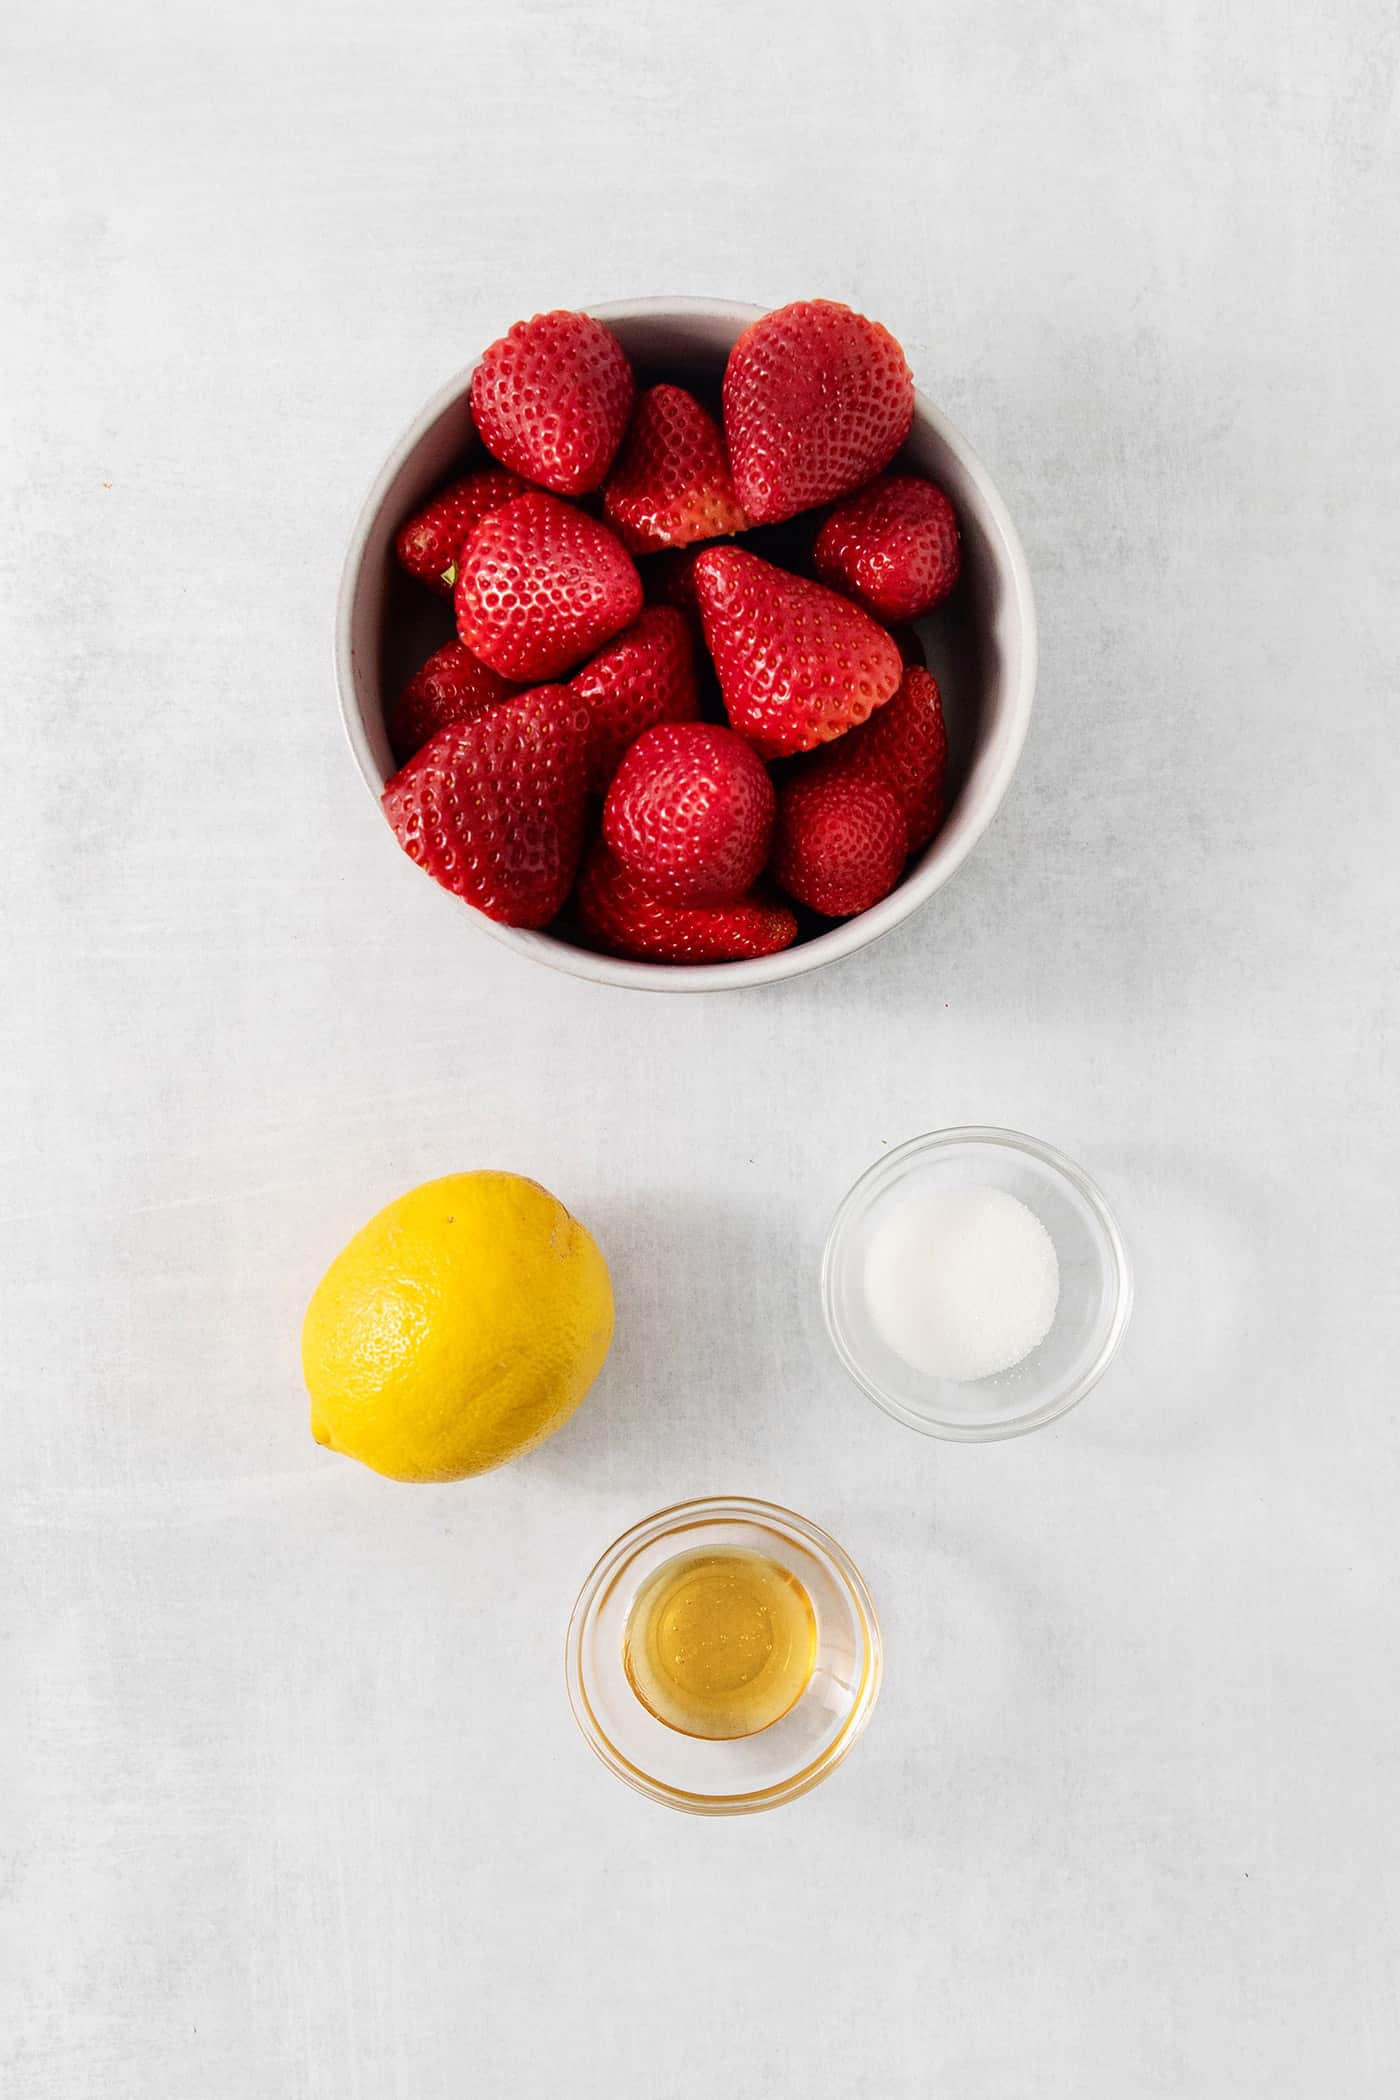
[601,385,748,552]
[771,772,908,918]
[455,493,643,682]
[814,475,961,621]
[692,546,902,756]
[395,468,529,596]
[722,300,914,524]
[568,607,698,794]
[470,310,634,496]
[811,665,949,852]
[576,845,797,965]
[603,722,775,906]
[382,685,588,928]
[385,641,518,766]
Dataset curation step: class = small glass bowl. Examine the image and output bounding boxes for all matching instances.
[565,1497,882,1815]
[821,1127,1132,1442]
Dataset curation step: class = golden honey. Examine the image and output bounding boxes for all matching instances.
[623,1546,817,1739]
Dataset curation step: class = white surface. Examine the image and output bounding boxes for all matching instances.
[3,2,1398,2093]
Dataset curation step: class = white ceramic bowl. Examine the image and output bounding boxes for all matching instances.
[336,297,1037,991]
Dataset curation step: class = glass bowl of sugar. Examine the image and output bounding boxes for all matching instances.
[821,1127,1132,1441]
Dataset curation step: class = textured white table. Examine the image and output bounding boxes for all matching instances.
[4,2,1398,2093]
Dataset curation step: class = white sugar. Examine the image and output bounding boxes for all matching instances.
[863,1183,1060,1383]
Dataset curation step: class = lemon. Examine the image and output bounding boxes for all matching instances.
[302,1172,613,1482]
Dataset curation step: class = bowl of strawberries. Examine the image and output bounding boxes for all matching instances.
[336,297,1036,989]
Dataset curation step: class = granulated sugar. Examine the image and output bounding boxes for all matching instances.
[863,1183,1060,1383]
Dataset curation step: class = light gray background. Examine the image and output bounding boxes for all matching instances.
[4,2,1398,2093]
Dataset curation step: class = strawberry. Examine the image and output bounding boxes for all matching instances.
[691,546,902,756]
[576,845,797,965]
[810,665,949,852]
[381,685,588,928]
[814,474,961,621]
[603,722,775,906]
[470,310,634,496]
[771,772,908,918]
[568,607,698,794]
[455,493,643,682]
[394,468,529,596]
[385,641,518,766]
[722,300,914,525]
[601,385,748,552]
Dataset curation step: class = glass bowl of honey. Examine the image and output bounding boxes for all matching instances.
[565,1497,882,1814]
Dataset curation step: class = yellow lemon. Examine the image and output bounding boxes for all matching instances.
[302,1172,613,1481]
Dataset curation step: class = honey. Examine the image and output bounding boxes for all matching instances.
[623,1546,817,1739]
